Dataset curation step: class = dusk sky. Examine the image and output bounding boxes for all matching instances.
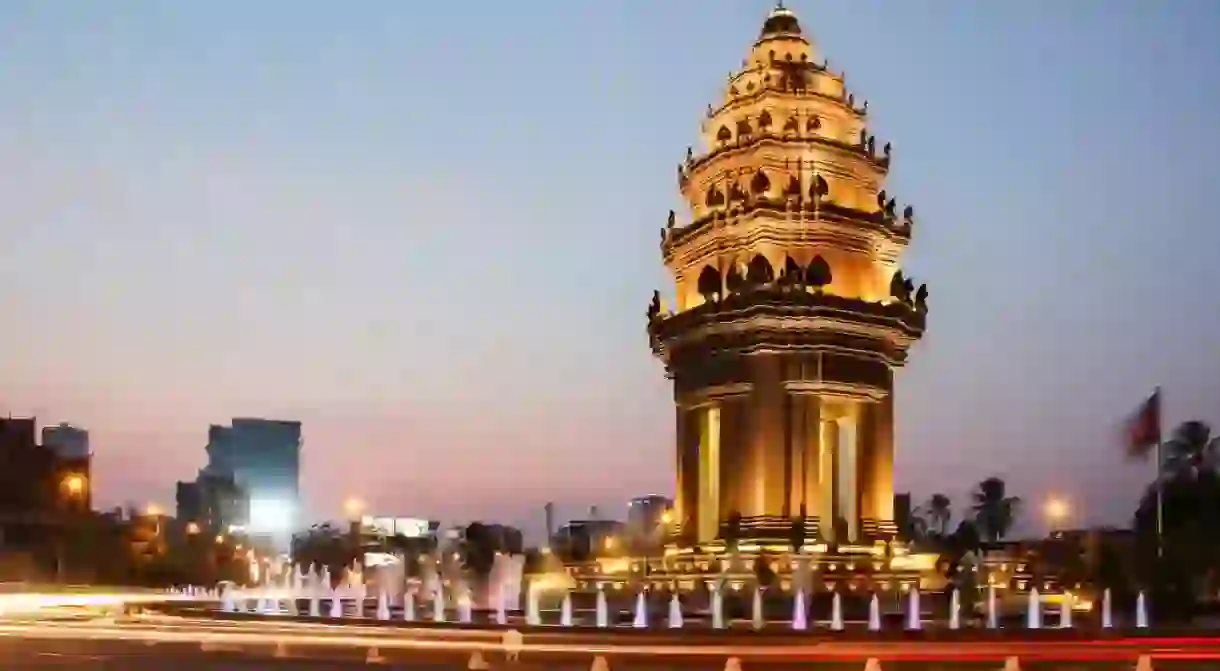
[2,1,1218,541]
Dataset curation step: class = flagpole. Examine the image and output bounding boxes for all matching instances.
[1155,385,1164,559]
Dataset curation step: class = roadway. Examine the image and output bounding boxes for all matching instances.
[3,609,1220,669]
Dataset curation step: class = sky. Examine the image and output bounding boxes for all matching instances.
[1,1,1219,541]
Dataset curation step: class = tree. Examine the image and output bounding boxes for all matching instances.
[938,520,981,579]
[461,522,498,579]
[921,493,952,537]
[291,523,357,583]
[971,477,1020,542]
[1162,420,1220,481]
[1133,421,1220,617]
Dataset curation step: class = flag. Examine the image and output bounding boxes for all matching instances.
[1124,389,1161,459]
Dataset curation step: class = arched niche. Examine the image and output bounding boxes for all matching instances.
[750,170,771,195]
[745,254,774,286]
[808,174,830,202]
[806,255,832,289]
[696,265,722,303]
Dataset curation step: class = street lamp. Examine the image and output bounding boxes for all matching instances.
[344,497,364,520]
[1044,497,1069,529]
[56,474,88,583]
[186,521,200,535]
[63,474,86,497]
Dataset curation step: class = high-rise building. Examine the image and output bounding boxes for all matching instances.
[552,519,626,559]
[175,470,248,534]
[647,4,927,547]
[627,495,673,542]
[202,418,301,536]
[41,423,89,460]
[0,418,91,559]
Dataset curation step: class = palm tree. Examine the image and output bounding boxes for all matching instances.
[922,493,952,537]
[1162,420,1220,481]
[972,477,1020,542]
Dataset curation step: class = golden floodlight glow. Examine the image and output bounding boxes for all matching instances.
[145,504,162,517]
[63,474,85,496]
[186,522,200,535]
[1044,497,1069,523]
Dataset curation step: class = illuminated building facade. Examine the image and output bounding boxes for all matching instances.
[647,4,927,548]
[175,470,248,534]
[0,418,91,521]
[0,418,92,576]
[203,418,301,536]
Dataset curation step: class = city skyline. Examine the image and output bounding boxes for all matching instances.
[2,1,1219,542]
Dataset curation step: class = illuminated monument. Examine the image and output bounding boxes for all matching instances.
[647,4,927,550]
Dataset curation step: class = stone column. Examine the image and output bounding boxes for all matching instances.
[677,406,701,544]
[802,396,822,534]
[787,393,807,519]
[718,395,744,526]
[750,353,787,517]
[818,416,838,543]
[674,404,688,534]
[871,392,895,524]
[837,410,858,543]
[856,399,879,530]
[696,404,723,545]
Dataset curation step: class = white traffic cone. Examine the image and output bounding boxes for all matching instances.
[467,651,489,670]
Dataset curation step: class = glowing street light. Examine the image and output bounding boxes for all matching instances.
[660,509,674,525]
[62,474,86,497]
[145,504,162,517]
[1044,497,1069,526]
[344,497,364,520]
[185,522,200,535]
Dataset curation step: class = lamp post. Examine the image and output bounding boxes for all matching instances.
[344,497,365,521]
[344,497,366,569]
[56,473,88,583]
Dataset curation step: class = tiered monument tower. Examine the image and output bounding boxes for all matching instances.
[648,4,928,550]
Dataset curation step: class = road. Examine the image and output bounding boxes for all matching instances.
[3,611,1220,669]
